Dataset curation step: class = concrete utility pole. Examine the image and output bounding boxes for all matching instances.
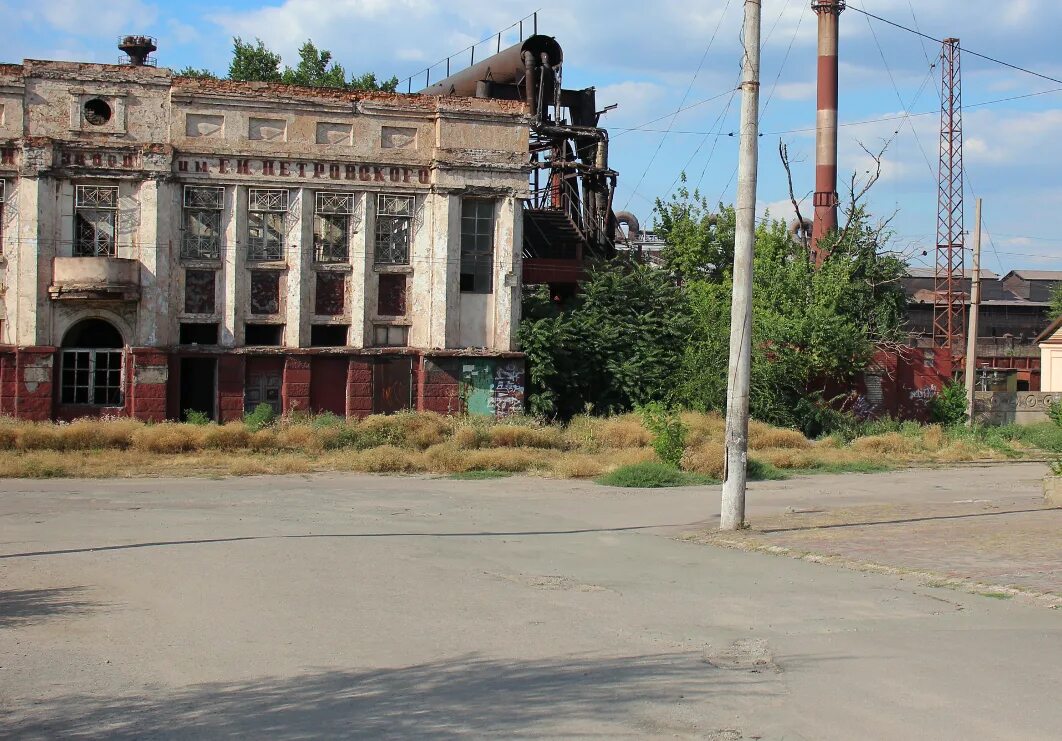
[721,0,762,532]
[965,197,983,427]
[811,0,845,265]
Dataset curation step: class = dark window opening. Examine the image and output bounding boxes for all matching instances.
[245,323,284,346]
[180,357,216,422]
[460,199,494,293]
[184,269,216,314]
[310,324,349,347]
[83,98,112,125]
[377,273,407,316]
[315,272,346,316]
[180,322,219,345]
[250,270,281,315]
[62,318,123,348]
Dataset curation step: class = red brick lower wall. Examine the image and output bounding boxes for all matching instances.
[0,347,524,422]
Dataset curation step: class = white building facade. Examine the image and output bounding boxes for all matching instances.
[0,60,528,421]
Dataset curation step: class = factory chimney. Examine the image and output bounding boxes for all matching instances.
[811,0,844,265]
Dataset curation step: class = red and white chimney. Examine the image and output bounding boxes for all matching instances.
[811,0,844,265]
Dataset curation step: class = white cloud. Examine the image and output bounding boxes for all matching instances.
[41,0,158,37]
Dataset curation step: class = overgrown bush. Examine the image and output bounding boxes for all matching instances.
[183,410,210,426]
[597,462,714,488]
[243,403,276,432]
[928,382,968,426]
[638,403,687,467]
[1047,400,1062,428]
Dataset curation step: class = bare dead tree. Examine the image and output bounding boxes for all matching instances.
[838,140,896,246]
[778,140,811,247]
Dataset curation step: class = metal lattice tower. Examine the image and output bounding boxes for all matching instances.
[933,38,965,355]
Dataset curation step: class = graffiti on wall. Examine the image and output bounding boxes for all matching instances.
[494,360,524,417]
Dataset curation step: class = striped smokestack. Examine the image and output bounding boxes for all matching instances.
[811,0,844,265]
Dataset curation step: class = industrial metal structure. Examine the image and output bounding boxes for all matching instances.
[810,0,845,264]
[419,33,618,291]
[933,37,966,356]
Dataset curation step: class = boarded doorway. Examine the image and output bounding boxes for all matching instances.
[180,357,217,421]
[461,359,494,416]
[373,357,412,414]
[310,357,348,416]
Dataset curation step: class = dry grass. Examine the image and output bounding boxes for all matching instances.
[0,411,1043,480]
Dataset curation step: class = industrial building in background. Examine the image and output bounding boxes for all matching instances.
[0,36,541,422]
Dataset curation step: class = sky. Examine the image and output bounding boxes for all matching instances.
[3,0,1062,272]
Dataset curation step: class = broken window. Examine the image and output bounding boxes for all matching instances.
[244,324,284,346]
[184,269,216,314]
[250,270,281,315]
[182,186,224,259]
[60,318,123,406]
[310,324,349,347]
[74,184,119,257]
[377,273,407,316]
[179,322,219,345]
[460,199,494,293]
[248,188,287,261]
[314,192,354,262]
[315,272,345,316]
[374,194,414,265]
[373,324,409,347]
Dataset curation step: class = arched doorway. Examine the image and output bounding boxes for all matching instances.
[60,318,124,406]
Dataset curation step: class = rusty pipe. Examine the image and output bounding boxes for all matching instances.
[522,50,537,112]
[418,35,562,97]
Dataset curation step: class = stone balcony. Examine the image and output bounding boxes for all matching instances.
[49,257,141,301]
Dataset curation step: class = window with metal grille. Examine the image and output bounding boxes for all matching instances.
[314,192,354,262]
[250,270,281,315]
[61,350,123,405]
[460,199,495,293]
[377,273,407,316]
[182,186,224,259]
[74,185,119,257]
[248,188,287,261]
[184,269,216,314]
[374,194,414,265]
[315,272,345,316]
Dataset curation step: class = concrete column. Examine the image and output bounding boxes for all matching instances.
[221,186,243,347]
[14,177,53,345]
[285,187,308,347]
[134,179,177,346]
[352,193,373,348]
[492,195,521,351]
[410,192,436,348]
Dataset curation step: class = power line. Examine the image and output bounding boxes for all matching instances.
[847,3,1062,87]
[612,85,1062,137]
[622,0,735,210]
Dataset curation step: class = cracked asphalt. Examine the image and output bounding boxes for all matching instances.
[1,465,1059,739]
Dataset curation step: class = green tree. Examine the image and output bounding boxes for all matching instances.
[228,37,282,82]
[349,71,400,93]
[280,40,348,88]
[1050,282,1062,319]
[653,180,736,283]
[519,262,691,418]
[175,66,217,79]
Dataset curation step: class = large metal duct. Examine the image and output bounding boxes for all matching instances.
[418,35,563,98]
[614,211,641,242]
